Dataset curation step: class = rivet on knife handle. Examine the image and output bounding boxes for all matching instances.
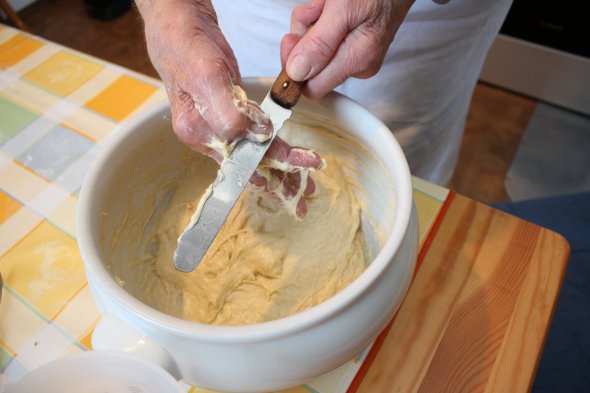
[270,68,304,109]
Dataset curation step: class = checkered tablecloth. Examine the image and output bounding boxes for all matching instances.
[0,24,449,393]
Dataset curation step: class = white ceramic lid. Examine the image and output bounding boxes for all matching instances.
[4,351,182,393]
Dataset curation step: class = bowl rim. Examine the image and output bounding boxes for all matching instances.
[77,77,414,342]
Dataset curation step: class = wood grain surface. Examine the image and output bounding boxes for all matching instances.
[355,194,570,393]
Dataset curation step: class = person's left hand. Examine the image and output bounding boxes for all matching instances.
[280,0,415,98]
[250,139,325,218]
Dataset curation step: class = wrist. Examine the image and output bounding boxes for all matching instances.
[136,0,216,25]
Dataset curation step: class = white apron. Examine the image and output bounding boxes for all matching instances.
[211,0,512,185]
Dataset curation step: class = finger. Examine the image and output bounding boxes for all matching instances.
[259,169,316,199]
[236,99,273,143]
[303,28,389,98]
[296,197,308,218]
[180,38,258,143]
[250,171,268,189]
[170,92,218,155]
[250,170,311,218]
[300,1,412,98]
[286,147,325,170]
[249,171,285,211]
[303,174,317,196]
[183,56,272,144]
[279,173,309,218]
[286,2,348,82]
[171,89,234,164]
[264,138,325,171]
[290,0,325,36]
[285,0,324,67]
[190,66,250,142]
[284,171,316,198]
[280,33,300,67]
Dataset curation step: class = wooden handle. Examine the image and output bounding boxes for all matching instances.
[270,69,304,109]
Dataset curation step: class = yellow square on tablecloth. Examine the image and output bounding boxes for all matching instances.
[280,387,314,393]
[0,290,47,356]
[0,221,86,320]
[61,106,117,142]
[84,75,157,122]
[23,51,102,96]
[0,160,48,204]
[413,189,444,244]
[48,195,78,238]
[0,34,43,68]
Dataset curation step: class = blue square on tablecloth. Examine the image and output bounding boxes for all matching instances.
[16,124,93,181]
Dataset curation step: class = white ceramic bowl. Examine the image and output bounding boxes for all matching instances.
[77,77,418,392]
[5,351,182,393]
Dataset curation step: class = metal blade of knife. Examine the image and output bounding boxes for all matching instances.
[174,71,303,272]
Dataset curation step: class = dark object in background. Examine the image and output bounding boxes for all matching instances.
[0,0,31,31]
[501,0,590,58]
[84,0,131,21]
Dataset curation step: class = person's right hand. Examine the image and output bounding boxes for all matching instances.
[280,0,415,99]
[136,0,325,218]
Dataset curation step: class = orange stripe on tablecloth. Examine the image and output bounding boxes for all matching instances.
[50,282,88,321]
[0,339,17,357]
[0,219,43,259]
[13,159,48,182]
[78,318,100,350]
[58,120,96,143]
[346,190,456,393]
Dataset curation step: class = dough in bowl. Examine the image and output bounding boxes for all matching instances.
[108,122,369,325]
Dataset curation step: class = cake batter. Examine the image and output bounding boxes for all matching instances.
[120,135,367,325]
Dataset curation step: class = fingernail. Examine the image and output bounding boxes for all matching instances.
[287,55,311,81]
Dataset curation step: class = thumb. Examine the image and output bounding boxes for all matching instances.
[280,33,300,67]
[285,9,348,82]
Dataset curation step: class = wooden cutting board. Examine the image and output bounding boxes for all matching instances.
[352,192,570,393]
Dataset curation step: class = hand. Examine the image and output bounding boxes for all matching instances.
[280,0,415,98]
[251,139,325,219]
[136,0,269,159]
[136,0,324,218]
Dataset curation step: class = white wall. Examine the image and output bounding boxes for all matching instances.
[480,34,590,116]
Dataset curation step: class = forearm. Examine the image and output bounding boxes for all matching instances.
[135,0,215,18]
[135,0,219,43]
